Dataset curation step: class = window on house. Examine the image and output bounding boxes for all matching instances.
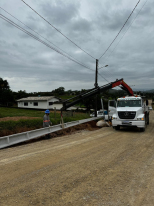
[49,102,53,106]
[24,102,28,106]
[33,102,38,106]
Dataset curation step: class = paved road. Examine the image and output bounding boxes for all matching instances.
[0,111,154,206]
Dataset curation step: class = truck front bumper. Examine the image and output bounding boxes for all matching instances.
[112,119,145,128]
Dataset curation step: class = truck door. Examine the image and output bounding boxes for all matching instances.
[108,100,116,121]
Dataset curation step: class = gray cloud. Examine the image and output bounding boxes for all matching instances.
[41,0,79,26]
[0,0,154,92]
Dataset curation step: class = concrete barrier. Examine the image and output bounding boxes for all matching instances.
[0,117,101,149]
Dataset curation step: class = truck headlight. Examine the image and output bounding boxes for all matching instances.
[112,117,117,120]
[137,118,144,121]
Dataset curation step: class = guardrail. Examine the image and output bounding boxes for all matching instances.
[0,117,101,149]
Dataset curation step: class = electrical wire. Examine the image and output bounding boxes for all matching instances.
[99,62,127,79]
[98,0,148,86]
[0,6,86,65]
[21,0,96,60]
[99,0,140,60]
[0,14,95,73]
[101,69,113,79]
[0,12,122,91]
[98,72,109,83]
[99,0,148,64]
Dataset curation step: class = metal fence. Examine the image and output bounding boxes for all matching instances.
[0,117,101,149]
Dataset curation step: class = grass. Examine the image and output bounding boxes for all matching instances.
[0,107,90,137]
[0,107,46,118]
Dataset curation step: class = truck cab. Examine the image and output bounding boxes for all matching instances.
[111,96,150,132]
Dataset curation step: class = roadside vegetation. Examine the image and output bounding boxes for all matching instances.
[0,107,90,137]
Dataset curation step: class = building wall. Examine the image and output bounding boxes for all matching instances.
[18,101,63,110]
[67,106,78,110]
[51,103,63,110]
[47,98,62,110]
[18,101,48,109]
[18,98,79,110]
[18,97,60,110]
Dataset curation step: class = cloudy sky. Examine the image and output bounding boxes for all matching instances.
[0,0,154,92]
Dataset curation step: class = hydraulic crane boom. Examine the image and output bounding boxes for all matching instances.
[62,78,133,111]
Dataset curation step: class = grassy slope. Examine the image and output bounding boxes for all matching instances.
[0,107,90,137]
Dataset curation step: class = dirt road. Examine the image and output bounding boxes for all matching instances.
[0,111,154,206]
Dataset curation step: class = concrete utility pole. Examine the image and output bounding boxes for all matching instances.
[94,59,99,117]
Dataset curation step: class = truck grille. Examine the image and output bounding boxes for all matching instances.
[118,111,136,119]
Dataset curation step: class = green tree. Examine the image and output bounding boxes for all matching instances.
[53,87,65,95]
[15,90,28,100]
[0,77,14,106]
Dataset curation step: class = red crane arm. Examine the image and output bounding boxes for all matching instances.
[62,78,134,110]
[112,79,134,96]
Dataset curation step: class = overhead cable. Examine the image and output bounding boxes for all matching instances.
[0,14,94,72]
[99,0,140,60]
[99,0,148,64]
[21,0,96,60]
[0,6,86,68]
[98,72,109,83]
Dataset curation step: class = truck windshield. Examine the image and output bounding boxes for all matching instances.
[117,100,141,107]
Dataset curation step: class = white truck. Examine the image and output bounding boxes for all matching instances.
[109,96,150,132]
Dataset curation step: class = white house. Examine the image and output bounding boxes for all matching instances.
[17,96,63,110]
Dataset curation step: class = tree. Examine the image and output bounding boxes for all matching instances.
[0,77,10,90]
[66,90,72,95]
[53,87,65,95]
[13,90,28,100]
[0,77,14,106]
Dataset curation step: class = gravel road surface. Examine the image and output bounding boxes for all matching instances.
[0,111,154,206]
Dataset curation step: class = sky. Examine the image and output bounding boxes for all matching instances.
[0,0,154,92]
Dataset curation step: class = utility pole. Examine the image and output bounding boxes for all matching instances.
[94,59,98,117]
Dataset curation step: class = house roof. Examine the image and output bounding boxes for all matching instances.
[17,96,59,101]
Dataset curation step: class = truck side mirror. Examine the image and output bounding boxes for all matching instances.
[114,101,116,108]
[146,99,149,106]
[109,100,116,108]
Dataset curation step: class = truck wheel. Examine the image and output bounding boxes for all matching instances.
[140,128,145,132]
[115,126,120,130]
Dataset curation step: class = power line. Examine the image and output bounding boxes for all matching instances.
[0,6,84,63]
[99,62,127,80]
[0,7,95,72]
[98,72,109,83]
[0,12,122,90]
[100,69,113,79]
[21,0,96,60]
[0,14,95,73]
[99,0,148,64]
[99,0,140,60]
[98,0,148,84]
